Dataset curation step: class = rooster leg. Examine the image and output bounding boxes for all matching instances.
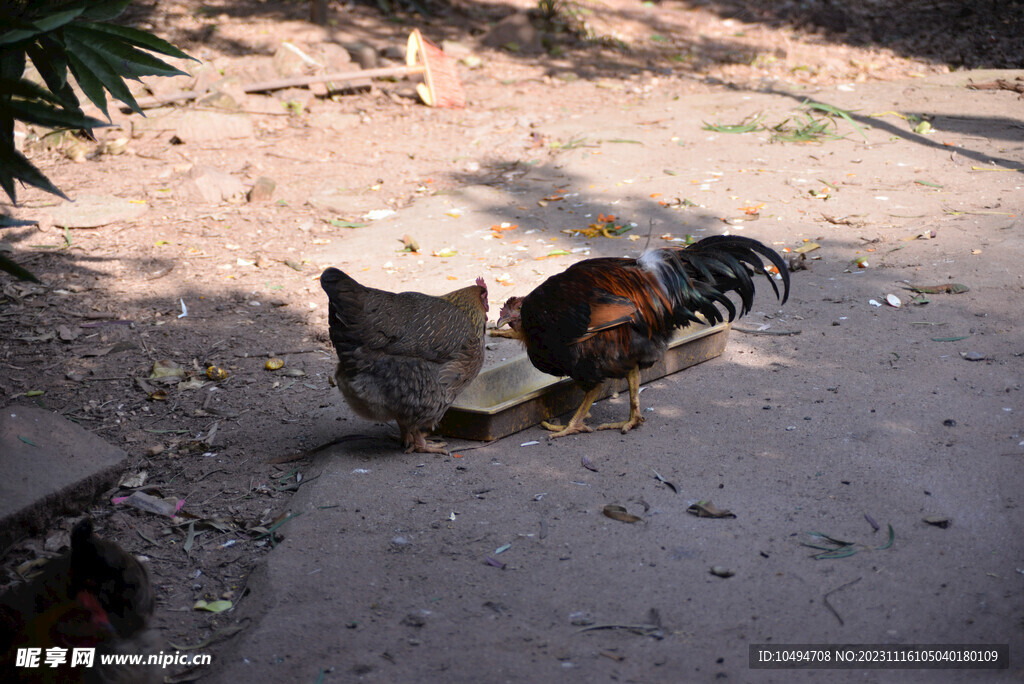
[403,430,449,455]
[541,385,601,438]
[596,366,645,434]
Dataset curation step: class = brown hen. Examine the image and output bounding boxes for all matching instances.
[321,268,488,453]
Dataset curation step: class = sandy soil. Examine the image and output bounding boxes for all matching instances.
[1,0,1022,681]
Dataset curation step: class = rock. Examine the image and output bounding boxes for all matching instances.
[248,176,277,203]
[198,90,241,111]
[483,13,543,54]
[174,109,254,142]
[30,194,149,229]
[342,42,378,70]
[189,62,221,95]
[179,165,247,203]
[273,41,320,78]
[133,108,254,142]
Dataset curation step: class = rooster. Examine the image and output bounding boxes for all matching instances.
[0,519,157,683]
[321,268,488,454]
[495,235,790,438]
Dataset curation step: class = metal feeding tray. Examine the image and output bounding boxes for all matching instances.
[437,322,730,442]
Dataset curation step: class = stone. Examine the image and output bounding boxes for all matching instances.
[179,165,247,203]
[483,13,543,54]
[248,176,277,203]
[31,194,149,229]
[0,405,128,551]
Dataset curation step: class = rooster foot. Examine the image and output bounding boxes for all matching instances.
[540,420,593,438]
[596,414,645,434]
[489,328,520,339]
[403,432,449,455]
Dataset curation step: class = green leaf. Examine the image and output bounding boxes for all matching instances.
[0,76,68,107]
[0,216,38,228]
[64,47,110,118]
[27,42,78,110]
[193,599,232,613]
[4,98,107,130]
[0,8,83,45]
[32,8,86,33]
[0,143,69,202]
[64,25,189,79]
[804,100,868,141]
[812,546,859,560]
[0,19,43,47]
[79,0,131,22]
[875,523,895,551]
[79,22,196,61]
[0,252,39,282]
[64,35,143,114]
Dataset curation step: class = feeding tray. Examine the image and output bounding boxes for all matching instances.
[437,321,730,442]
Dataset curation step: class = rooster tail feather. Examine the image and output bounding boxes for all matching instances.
[692,234,790,305]
[639,235,789,325]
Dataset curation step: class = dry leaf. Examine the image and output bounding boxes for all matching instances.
[603,504,642,524]
[686,500,736,518]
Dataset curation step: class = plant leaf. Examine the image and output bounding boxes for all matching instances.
[78,22,196,61]
[0,253,40,282]
[686,500,735,518]
[65,25,189,79]
[0,76,66,105]
[812,546,860,560]
[26,42,78,110]
[875,523,895,550]
[64,34,142,113]
[0,144,69,202]
[79,0,131,22]
[4,97,107,130]
[0,8,84,45]
[602,504,642,524]
[64,46,110,119]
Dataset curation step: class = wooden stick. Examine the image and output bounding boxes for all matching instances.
[128,64,426,111]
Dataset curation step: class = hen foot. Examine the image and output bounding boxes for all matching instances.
[541,420,593,438]
[403,432,449,455]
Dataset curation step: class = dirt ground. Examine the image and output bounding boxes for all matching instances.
[1,0,1022,681]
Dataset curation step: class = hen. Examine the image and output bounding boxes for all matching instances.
[496,235,790,438]
[0,518,157,683]
[321,268,488,453]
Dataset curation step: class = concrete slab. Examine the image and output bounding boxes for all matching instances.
[0,405,127,551]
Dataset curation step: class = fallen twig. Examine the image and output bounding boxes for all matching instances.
[576,623,664,639]
[823,577,862,626]
[732,327,802,336]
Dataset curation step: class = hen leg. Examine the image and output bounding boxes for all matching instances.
[403,429,449,455]
[541,385,601,438]
[596,366,645,434]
